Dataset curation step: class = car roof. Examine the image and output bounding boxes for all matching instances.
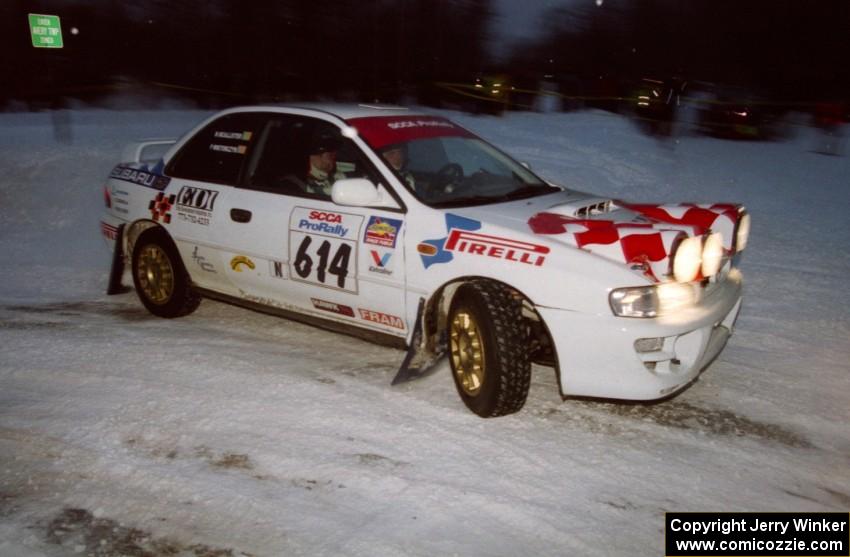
[223,103,423,122]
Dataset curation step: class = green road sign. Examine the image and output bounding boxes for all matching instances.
[29,14,63,48]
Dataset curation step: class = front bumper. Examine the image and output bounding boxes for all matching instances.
[537,272,743,400]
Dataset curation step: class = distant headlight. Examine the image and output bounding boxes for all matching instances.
[609,282,696,318]
[735,212,751,252]
[701,232,724,277]
[672,235,702,283]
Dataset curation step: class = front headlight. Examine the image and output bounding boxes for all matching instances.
[610,282,696,318]
[735,211,751,252]
[609,286,659,318]
[672,235,702,282]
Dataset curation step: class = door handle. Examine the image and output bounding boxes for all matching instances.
[230,208,252,223]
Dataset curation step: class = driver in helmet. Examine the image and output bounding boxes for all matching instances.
[381,143,416,190]
[305,132,346,197]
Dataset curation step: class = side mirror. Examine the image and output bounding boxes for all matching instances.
[331,178,400,209]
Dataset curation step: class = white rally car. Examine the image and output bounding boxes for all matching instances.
[101,104,749,417]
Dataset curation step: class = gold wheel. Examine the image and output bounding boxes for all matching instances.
[450,310,486,396]
[136,243,174,305]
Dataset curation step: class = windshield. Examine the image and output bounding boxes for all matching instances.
[382,136,559,207]
[347,115,560,207]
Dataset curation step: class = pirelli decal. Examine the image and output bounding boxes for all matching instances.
[445,229,549,266]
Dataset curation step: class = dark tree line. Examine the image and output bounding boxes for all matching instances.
[2,0,492,107]
[506,0,850,103]
[2,0,847,109]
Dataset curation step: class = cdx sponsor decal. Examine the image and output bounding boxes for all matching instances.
[176,186,219,226]
[358,309,405,330]
[364,216,403,248]
[311,298,355,317]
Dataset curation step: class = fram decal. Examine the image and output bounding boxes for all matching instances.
[364,216,402,248]
[311,298,355,317]
[110,165,170,190]
[230,255,255,272]
[148,192,176,223]
[358,309,405,330]
[369,250,392,275]
[446,230,549,266]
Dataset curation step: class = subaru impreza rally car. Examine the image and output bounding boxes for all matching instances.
[101,104,749,417]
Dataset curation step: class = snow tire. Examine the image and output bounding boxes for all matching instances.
[131,227,201,318]
[448,280,531,417]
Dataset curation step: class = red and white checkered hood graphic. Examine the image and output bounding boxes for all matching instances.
[527,201,744,282]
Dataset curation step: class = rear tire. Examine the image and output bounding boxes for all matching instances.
[131,227,200,318]
[448,281,531,417]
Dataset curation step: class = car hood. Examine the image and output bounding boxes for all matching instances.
[449,189,744,282]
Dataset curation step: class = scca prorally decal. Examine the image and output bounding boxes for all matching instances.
[192,246,216,273]
[230,255,255,272]
[176,186,219,226]
[299,210,349,237]
[311,298,355,317]
[364,216,403,248]
[369,250,392,275]
[110,165,170,190]
[148,192,176,223]
[288,207,364,293]
[446,230,549,267]
[358,309,405,330]
[419,213,481,269]
[100,221,118,240]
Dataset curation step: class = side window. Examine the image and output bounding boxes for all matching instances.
[243,117,384,199]
[166,113,266,185]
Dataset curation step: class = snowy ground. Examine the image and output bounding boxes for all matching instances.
[1,105,848,556]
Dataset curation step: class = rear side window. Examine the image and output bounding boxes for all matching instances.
[243,116,384,198]
[166,113,267,185]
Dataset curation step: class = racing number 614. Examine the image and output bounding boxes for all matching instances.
[294,236,351,288]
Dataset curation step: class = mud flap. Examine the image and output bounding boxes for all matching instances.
[391,298,445,385]
[106,224,127,295]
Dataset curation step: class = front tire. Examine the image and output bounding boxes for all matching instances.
[448,281,531,417]
[131,227,200,318]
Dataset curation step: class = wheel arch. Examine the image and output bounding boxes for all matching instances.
[421,275,564,397]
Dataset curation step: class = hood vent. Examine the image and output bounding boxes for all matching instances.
[546,198,613,218]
